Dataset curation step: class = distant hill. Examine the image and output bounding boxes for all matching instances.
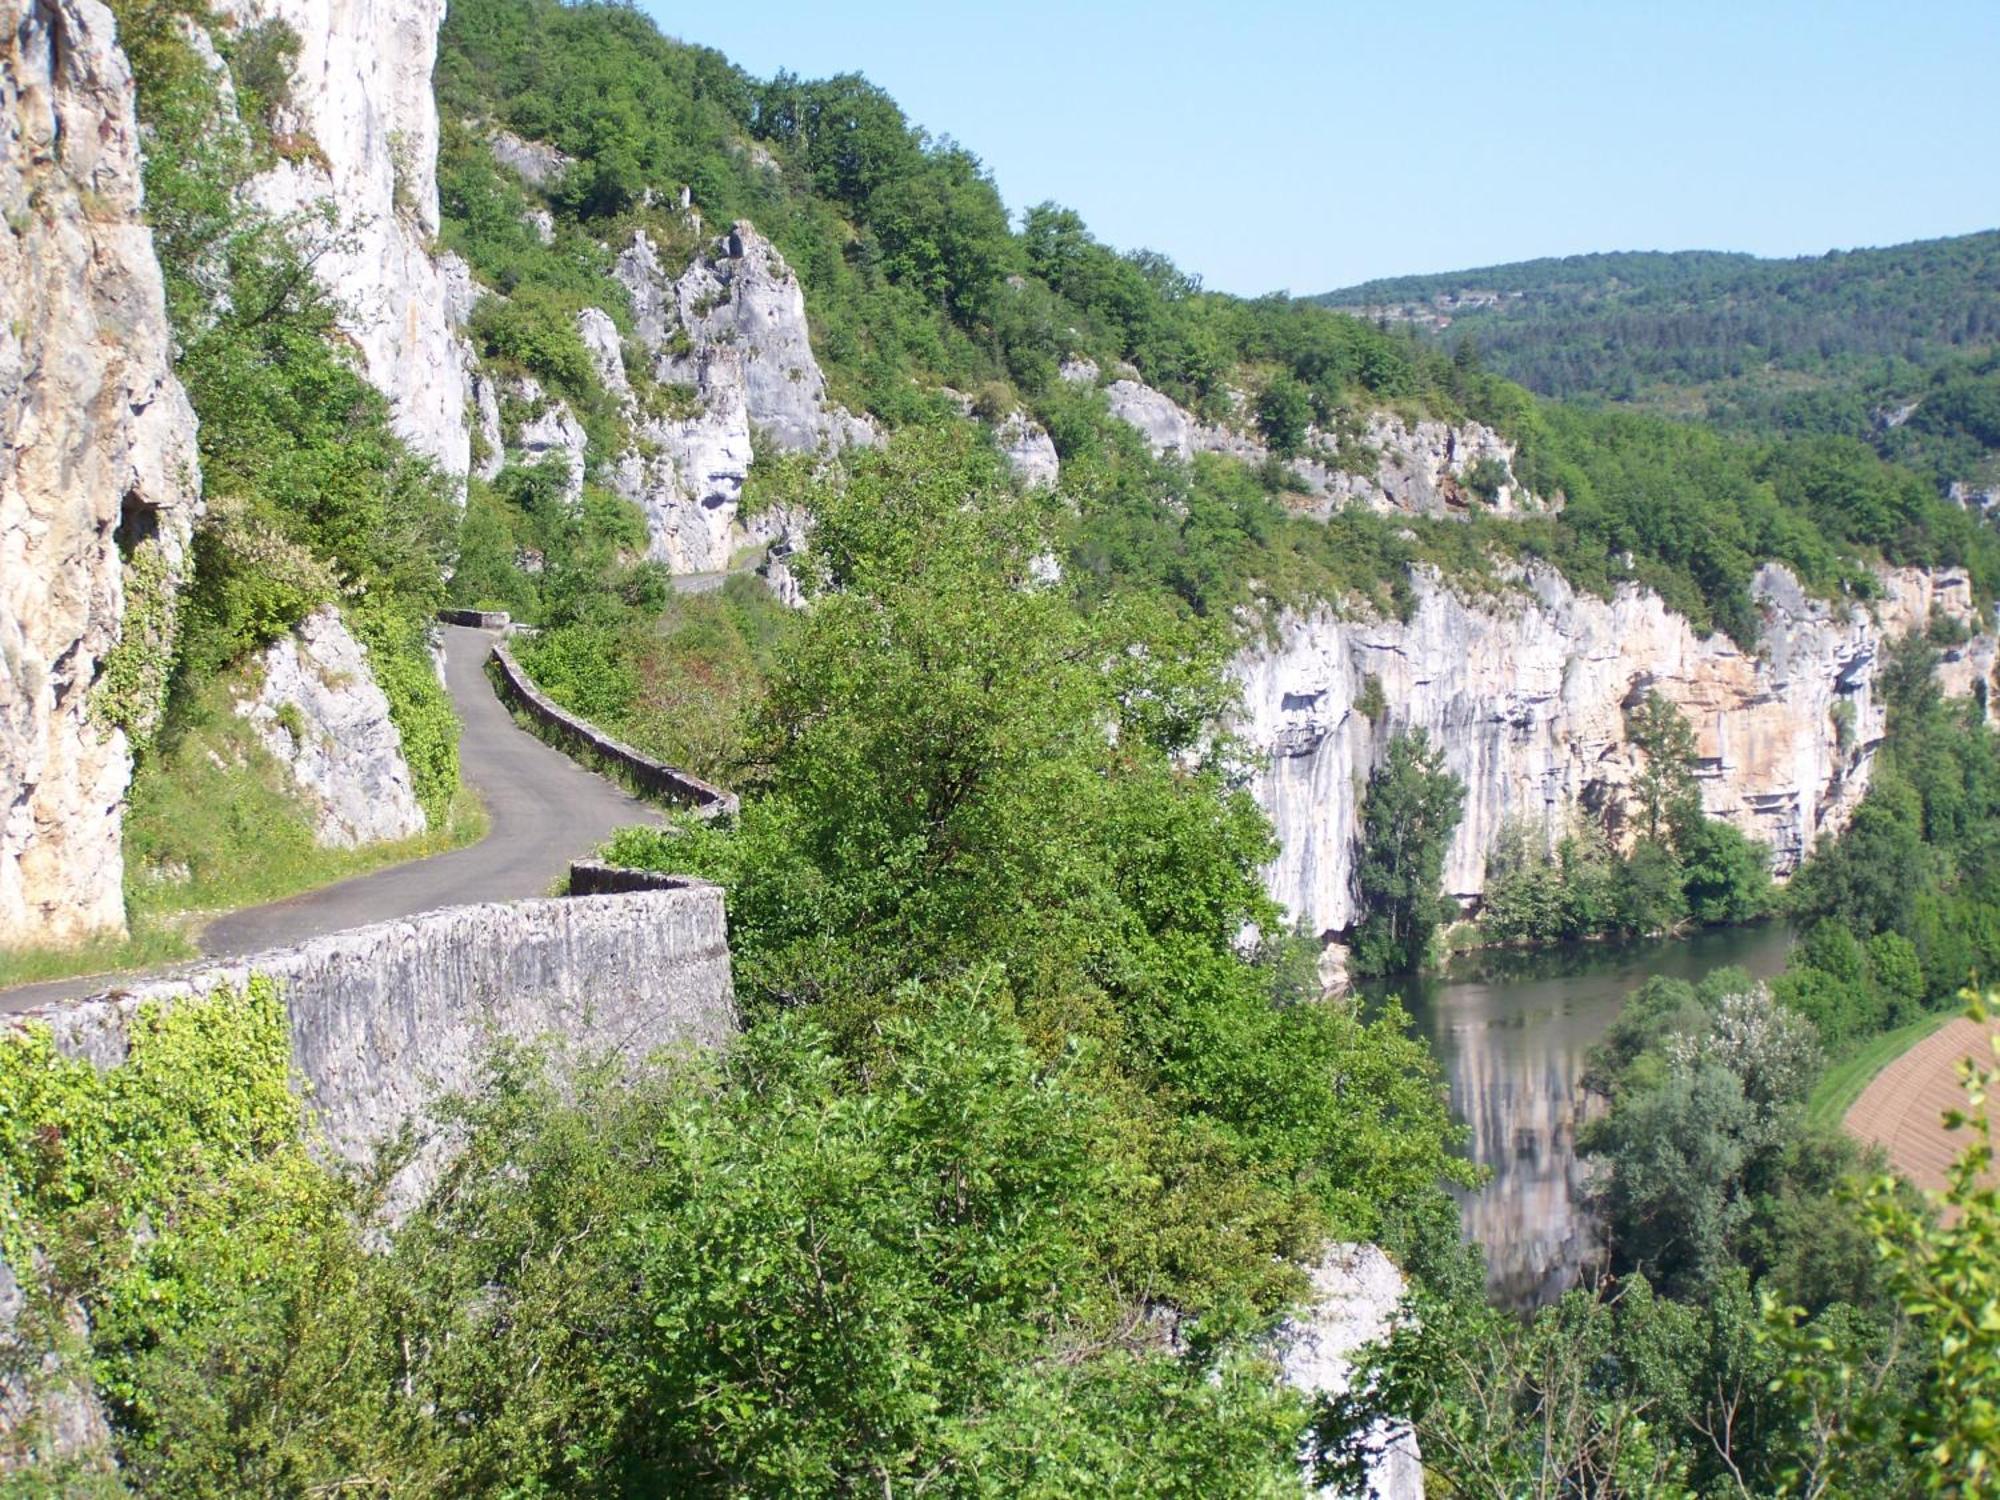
[1312,234,2000,497]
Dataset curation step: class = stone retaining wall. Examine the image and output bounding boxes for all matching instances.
[436,607,512,629]
[489,642,739,819]
[12,885,736,1184]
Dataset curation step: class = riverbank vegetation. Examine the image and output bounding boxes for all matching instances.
[1350,630,2000,1493]
[1477,694,1775,948]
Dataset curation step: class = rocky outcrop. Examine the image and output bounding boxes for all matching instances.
[488,127,567,189]
[470,370,505,481]
[1103,378,1266,465]
[237,607,427,848]
[0,1255,113,1475]
[217,0,471,474]
[506,375,588,502]
[603,222,873,572]
[1293,413,1532,517]
[1081,363,1537,518]
[1237,562,1943,939]
[996,410,1060,488]
[1275,1244,1424,1500]
[0,0,202,947]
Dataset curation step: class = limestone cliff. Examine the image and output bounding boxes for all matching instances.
[606,221,874,572]
[216,0,471,474]
[1237,563,1988,940]
[0,0,201,947]
[237,607,427,848]
[1274,1244,1424,1499]
[1073,360,1538,518]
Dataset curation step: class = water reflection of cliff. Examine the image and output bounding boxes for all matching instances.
[1375,924,1793,1310]
[1433,986,1606,1306]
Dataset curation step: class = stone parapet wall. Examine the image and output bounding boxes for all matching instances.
[489,641,739,818]
[11,886,736,1184]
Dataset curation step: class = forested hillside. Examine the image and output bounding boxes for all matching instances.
[436,0,1997,654]
[1314,234,2000,496]
[10,0,2000,1491]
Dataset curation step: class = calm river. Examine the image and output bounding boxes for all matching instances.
[1364,923,1794,1309]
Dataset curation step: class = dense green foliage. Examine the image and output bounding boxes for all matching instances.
[602,429,1473,1287]
[0,986,1312,1493]
[512,574,791,783]
[1316,234,2000,496]
[0,426,1476,1493]
[1780,637,2000,1048]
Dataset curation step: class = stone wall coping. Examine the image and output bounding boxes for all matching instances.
[488,641,740,819]
[569,860,712,896]
[436,607,512,629]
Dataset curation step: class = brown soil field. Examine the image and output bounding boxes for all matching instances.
[1845,1016,1998,1194]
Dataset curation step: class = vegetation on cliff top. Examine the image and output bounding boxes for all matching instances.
[1315,232,2000,498]
[438,0,2000,647]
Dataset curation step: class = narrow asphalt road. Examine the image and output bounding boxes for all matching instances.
[2,626,661,1013]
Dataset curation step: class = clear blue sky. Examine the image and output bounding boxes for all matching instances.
[641,0,1999,297]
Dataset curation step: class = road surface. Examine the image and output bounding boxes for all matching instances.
[2,625,660,1012]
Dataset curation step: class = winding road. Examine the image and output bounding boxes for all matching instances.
[1,625,660,1013]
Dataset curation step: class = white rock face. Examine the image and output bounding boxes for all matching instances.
[488,127,567,188]
[1104,378,1266,465]
[1275,1244,1424,1500]
[1237,563,1911,938]
[507,376,588,502]
[1295,413,1532,517]
[1873,564,1999,723]
[605,223,872,572]
[575,306,629,398]
[470,370,505,481]
[996,411,1061,488]
[217,0,470,474]
[1095,372,1536,518]
[0,0,202,946]
[238,607,426,848]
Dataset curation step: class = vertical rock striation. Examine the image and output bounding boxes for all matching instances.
[1234,563,1985,940]
[0,0,201,946]
[216,0,471,474]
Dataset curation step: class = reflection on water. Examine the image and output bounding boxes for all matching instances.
[1362,924,1793,1309]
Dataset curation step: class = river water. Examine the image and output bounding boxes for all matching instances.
[1363,923,1794,1309]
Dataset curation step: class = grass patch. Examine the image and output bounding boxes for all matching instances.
[0,780,488,997]
[1807,1009,1956,1133]
[0,922,197,992]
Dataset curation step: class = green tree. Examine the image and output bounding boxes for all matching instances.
[1350,730,1465,975]
[1629,691,1700,841]
[1255,375,1313,457]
